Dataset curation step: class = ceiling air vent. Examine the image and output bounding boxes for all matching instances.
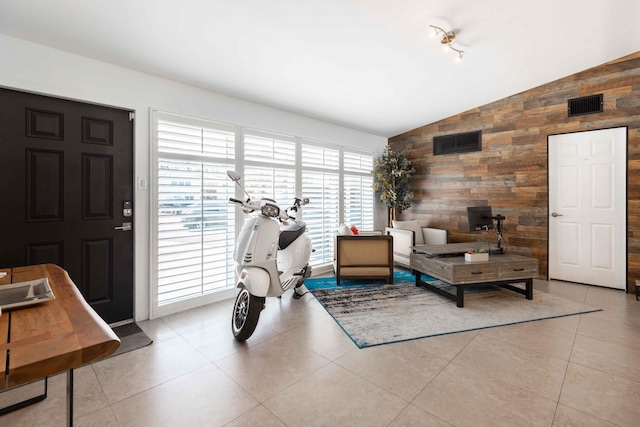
[433,131,482,156]
[568,94,603,117]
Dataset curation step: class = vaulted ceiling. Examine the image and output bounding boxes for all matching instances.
[1,0,638,137]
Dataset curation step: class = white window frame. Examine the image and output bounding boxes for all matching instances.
[150,111,238,318]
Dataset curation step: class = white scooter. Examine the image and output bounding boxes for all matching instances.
[227,171,312,341]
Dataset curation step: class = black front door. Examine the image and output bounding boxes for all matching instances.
[0,88,134,324]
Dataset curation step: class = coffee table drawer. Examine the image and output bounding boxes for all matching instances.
[453,263,497,282]
[498,260,538,280]
[411,255,455,282]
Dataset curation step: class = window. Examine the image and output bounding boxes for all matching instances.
[243,130,296,202]
[152,111,375,316]
[301,143,340,266]
[343,151,374,231]
[154,114,236,309]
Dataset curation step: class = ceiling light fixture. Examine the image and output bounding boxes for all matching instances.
[430,24,465,62]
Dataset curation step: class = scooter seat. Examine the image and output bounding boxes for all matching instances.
[279,222,306,250]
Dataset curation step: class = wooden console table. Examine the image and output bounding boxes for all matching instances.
[0,264,120,426]
[410,247,539,308]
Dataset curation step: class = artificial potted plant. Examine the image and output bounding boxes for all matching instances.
[371,146,415,226]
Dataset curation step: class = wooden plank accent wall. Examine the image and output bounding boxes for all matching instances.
[389,51,640,292]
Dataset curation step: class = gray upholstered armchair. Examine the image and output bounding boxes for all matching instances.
[385,220,447,268]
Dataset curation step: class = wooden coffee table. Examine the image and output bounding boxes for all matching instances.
[410,245,539,308]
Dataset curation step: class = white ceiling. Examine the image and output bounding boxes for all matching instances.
[1,0,638,137]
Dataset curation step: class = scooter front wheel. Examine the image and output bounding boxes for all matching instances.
[231,286,264,341]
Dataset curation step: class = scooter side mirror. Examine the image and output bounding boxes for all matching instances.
[227,171,242,182]
[227,170,252,201]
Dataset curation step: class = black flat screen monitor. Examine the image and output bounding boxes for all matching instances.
[467,206,494,232]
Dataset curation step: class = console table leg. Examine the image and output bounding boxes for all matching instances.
[414,271,421,287]
[67,368,74,427]
[526,278,533,300]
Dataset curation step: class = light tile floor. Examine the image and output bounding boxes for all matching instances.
[2,277,640,426]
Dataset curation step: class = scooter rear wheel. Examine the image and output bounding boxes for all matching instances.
[231,286,263,341]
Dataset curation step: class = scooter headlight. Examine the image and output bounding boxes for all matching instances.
[261,203,280,218]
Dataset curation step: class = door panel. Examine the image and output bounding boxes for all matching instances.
[548,127,626,289]
[0,88,134,323]
[558,222,579,266]
[27,149,64,221]
[83,153,113,219]
[591,224,613,269]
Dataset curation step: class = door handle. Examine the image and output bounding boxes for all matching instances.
[115,222,132,231]
[551,212,563,217]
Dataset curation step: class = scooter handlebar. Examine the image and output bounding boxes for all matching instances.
[229,197,262,213]
[229,196,305,223]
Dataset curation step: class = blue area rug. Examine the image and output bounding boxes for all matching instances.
[305,270,419,291]
[304,271,602,348]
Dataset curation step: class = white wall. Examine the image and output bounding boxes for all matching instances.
[0,34,388,321]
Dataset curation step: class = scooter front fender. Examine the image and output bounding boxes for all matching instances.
[237,267,270,297]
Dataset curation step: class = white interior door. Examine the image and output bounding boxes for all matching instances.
[548,127,626,289]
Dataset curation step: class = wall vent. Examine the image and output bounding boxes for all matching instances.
[568,94,603,117]
[433,131,482,156]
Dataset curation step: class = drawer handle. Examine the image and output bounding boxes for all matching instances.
[513,268,525,271]
[471,271,483,275]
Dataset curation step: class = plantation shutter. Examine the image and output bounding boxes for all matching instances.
[243,129,296,203]
[343,151,374,231]
[156,114,236,305]
[301,143,340,265]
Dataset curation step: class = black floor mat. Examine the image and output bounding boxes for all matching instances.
[108,322,153,358]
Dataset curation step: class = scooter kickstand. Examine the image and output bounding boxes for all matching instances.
[292,284,308,300]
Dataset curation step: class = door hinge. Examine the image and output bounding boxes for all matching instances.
[129,112,135,121]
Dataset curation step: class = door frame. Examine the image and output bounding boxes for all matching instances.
[546,126,629,292]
